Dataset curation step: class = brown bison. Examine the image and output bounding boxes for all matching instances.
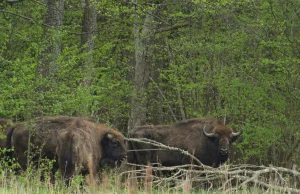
[56,118,126,184]
[127,118,242,167]
[5,116,80,171]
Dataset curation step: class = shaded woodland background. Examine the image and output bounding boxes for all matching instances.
[0,0,299,168]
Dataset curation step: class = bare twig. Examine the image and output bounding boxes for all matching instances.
[149,77,178,122]
[130,1,171,26]
[126,137,204,166]
[155,22,191,34]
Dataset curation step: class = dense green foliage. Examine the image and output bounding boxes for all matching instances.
[0,0,299,167]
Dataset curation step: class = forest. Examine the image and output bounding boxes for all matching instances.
[0,0,300,193]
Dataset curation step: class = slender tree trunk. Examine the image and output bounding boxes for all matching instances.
[80,0,97,86]
[128,3,158,131]
[38,0,64,78]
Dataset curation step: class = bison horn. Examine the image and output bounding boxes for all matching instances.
[107,133,114,139]
[232,127,243,137]
[203,125,215,137]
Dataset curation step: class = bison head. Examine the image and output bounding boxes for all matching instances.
[101,132,126,162]
[203,125,242,163]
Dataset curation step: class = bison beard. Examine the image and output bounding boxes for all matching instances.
[57,119,126,185]
[127,118,242,168]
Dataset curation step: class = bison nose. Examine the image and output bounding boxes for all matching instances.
[219,148,228,155]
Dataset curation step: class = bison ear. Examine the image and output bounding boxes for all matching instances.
[106,133,114,139]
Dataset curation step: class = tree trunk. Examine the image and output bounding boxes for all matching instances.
[38,0,64,78]
[128,3,158,131]
[80,0,97,86]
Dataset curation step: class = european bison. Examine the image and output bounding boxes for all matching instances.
[56,118,126,184]
[127,118,242,167]
[5,116,82,171]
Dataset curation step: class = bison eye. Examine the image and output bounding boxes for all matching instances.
[213,137,219,143]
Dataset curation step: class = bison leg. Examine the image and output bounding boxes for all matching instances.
[87,155,97,186]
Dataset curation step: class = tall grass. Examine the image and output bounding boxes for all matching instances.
[0,166,206,194]
[0,161,298,194]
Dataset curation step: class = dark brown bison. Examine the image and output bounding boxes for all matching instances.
[5,116,82,171]
[127,118,242,167]
[56,118,126,184]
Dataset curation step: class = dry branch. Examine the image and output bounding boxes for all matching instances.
[123,137,300,192]
[126,137,206,167]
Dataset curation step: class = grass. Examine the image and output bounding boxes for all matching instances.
[0,159,298,194]
[0,168,212,194]
[0,169,273,194]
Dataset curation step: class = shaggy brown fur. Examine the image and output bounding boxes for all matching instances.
[56,118,126,185]
[127,118,242,167]
[5,116,96,176]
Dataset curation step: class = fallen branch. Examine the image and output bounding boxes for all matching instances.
[123,137,300,192]
[126,137,206,167]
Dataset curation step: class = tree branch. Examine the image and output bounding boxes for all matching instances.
[155,22,191,34]
[149,77,177,122]
[0,9,53,28]
[0,9,88,35]
[130,1,171,26]
[126,137,205,166]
